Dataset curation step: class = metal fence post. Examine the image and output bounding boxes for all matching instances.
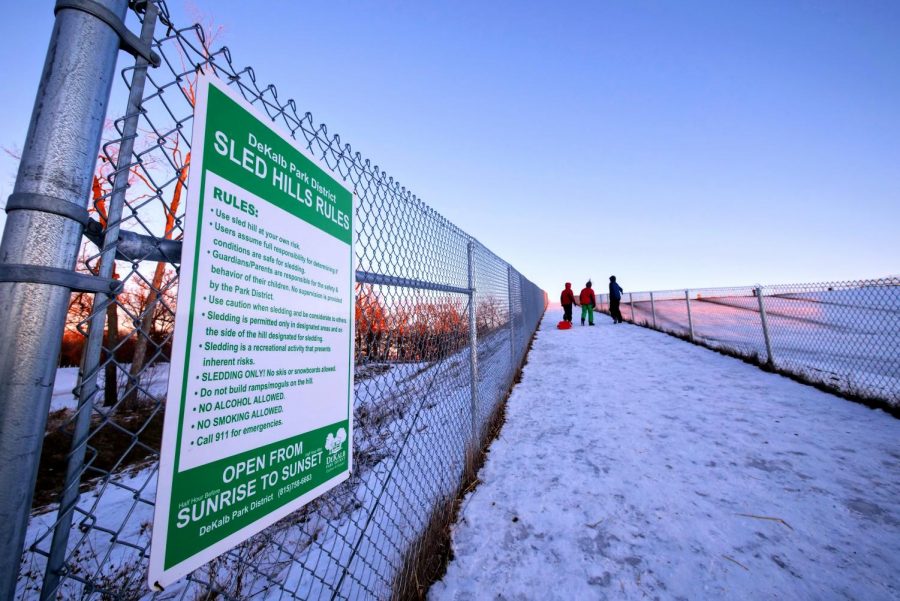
[467,242,479,446]
[507,265,515,370]
[0,1,130,598]
[755,286,775,367]
[685,289,695,341]
[629,292,635,322]
[650,291,657,329]
[39,5,160,599]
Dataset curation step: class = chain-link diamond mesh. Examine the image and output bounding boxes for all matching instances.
[599,278,900,406]
[16,3,546,599]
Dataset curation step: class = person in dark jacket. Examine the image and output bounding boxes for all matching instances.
[560,282,576,323]
[579,281,596,326]
[609,275,624,323]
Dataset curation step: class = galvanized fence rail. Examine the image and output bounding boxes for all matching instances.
[597,278,900,407]
[0,2,546,599]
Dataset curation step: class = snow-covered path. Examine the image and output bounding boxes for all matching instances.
[430,314,900,600]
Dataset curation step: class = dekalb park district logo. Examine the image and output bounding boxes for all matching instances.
[324,427,347,471]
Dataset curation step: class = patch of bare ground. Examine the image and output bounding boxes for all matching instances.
[33,402,164,510]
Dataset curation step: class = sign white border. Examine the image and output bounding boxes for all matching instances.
[149,73,356,590]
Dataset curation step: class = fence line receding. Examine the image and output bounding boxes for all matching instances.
[598,278,900,408]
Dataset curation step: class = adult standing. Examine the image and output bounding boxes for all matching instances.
[560,282,576,324]
[579,281,596,326]
[609,275,624,323]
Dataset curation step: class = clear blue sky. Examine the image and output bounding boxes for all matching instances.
[2,1,898,294]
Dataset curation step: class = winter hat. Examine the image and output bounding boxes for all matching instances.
[610,276,616,282]
[586,280,592,287]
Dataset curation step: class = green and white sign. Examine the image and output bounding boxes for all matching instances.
[149,74,355,589]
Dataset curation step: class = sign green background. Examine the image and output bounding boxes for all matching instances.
[161,79,353,572]
[166,420,349,567]
[204,86,352,244]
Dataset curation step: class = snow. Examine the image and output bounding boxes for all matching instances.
[431,313,900,600]
[19,467,158,599]
[21,329,518,599]
[50,367,80,412]
[26,315,899,598]
[50,364,171,412]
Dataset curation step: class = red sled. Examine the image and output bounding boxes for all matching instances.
[557,320,572,330]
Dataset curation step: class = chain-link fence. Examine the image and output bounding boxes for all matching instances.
[597,278,900,408]
[1,2,546,599]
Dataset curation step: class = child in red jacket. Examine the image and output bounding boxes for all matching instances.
[579,281,596,326]
[560,282,576,324]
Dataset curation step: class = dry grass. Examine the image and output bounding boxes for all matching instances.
[391,321,541,600]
